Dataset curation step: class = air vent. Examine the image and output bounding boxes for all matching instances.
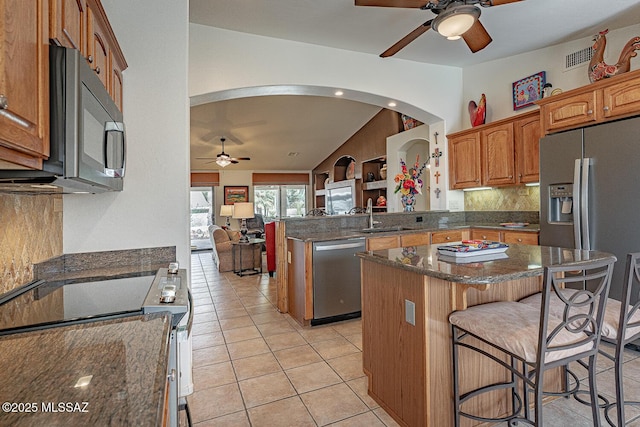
[564,47,593,71]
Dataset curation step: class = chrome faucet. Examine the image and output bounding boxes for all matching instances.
[367,198,381,229]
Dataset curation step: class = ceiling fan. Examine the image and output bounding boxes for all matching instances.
[355,0,523,57]
[198,137,251,168]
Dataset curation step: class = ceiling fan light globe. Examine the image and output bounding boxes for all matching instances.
[432,5,480,38]
[447,35,462,40]
[216,157,232,167]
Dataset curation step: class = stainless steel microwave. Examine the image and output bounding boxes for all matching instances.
[0,45,126,193]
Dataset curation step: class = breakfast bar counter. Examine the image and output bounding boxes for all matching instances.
[356,244,615,427]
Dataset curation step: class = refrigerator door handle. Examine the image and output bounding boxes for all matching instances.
[573,159,582,250]
[581,158,592,250]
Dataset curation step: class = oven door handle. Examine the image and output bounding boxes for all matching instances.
[186,289,194,336]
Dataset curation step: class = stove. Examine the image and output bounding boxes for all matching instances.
[0,266,192,427]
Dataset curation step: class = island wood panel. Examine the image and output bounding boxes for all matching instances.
[362,260,562,427]
[362,261,426,427]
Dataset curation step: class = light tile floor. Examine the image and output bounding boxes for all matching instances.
[186,251,640,426]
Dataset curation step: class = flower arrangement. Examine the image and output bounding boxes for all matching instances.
[394,155,428,196]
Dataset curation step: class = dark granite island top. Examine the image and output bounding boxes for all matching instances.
[357,243,615,285]
[0,313,171,427]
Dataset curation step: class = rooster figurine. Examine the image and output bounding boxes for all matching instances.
[468,94,486,127]
[589,29,640,83]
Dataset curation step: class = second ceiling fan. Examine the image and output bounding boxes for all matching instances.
[201,137,251,168]
[356,0,523,57]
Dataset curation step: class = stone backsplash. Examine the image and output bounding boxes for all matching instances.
[464,186,540,212]
[0,194,63,294]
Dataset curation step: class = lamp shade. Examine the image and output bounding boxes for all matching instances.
[232,202,254,219]
[220,205,234,217]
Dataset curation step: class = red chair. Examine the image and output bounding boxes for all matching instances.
[264,221,276,277]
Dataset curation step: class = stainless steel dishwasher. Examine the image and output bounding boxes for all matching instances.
[312,237,366,325]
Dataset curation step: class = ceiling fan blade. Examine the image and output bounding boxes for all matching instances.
[462,19,492,53]
[232,157,251,161]
[230,160,239,164]
[195,157,216,160]
[380,19,433,58]
[355,0,429,8]
[486,0,522,6]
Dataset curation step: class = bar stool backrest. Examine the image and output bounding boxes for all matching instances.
[539,259,615,366]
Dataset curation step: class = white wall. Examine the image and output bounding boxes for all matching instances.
[62,0,191,269]
[189,25,463,131]
[461,24,640,128]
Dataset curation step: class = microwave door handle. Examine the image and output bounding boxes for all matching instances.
[104,121,126,178]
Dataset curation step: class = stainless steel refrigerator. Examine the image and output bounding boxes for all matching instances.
[540,115,640,302]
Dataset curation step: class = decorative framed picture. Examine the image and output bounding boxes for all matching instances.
[224,186,249,205]
[512,71,546,110]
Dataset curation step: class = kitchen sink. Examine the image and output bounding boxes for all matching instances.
[360,226,413,233]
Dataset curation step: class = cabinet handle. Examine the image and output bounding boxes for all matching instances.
[517,238,523,242]
[446,236,451,240]
[95,66,101,75]
[167,369,176,382]
[587,109,593,115]
[0,95,30,128]
[603,106,610,112]
[509,175,513,179]
[87,55,94,64]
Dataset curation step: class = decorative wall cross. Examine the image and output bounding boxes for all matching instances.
[431,148,442,167]
[434,187,441,199]
[434,171,441,184]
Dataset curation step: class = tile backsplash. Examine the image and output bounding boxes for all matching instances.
[464,186,540,212]
[0,194,63,294]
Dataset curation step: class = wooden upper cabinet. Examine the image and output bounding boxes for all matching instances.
[448,132,481,189]
[537,69,640,134]
[481,122,515,186]
[448,110,539,190]
[49,0,86,53]
[85,0,127,111]
[87,6,109,89]
[538,91,599,133]
[514,111,541,184]
[0,0,50,168]
[602,75,640,119]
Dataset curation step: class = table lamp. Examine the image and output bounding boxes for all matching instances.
[219,204,234,228]
[232,202,254,243]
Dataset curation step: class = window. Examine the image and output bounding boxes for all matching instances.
[190,188,213,250]
[254,185,307,221]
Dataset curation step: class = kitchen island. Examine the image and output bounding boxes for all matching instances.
[356,243,615,427]
[0,313,172,426]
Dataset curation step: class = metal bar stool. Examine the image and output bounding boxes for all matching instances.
[450,257,615,426]
[523,253,640,425]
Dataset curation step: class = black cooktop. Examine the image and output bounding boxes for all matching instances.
[0,275,156,335]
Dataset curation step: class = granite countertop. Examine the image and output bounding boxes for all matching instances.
[357,244,615,285]
[0,313,172,426]
[288,222,539,242]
